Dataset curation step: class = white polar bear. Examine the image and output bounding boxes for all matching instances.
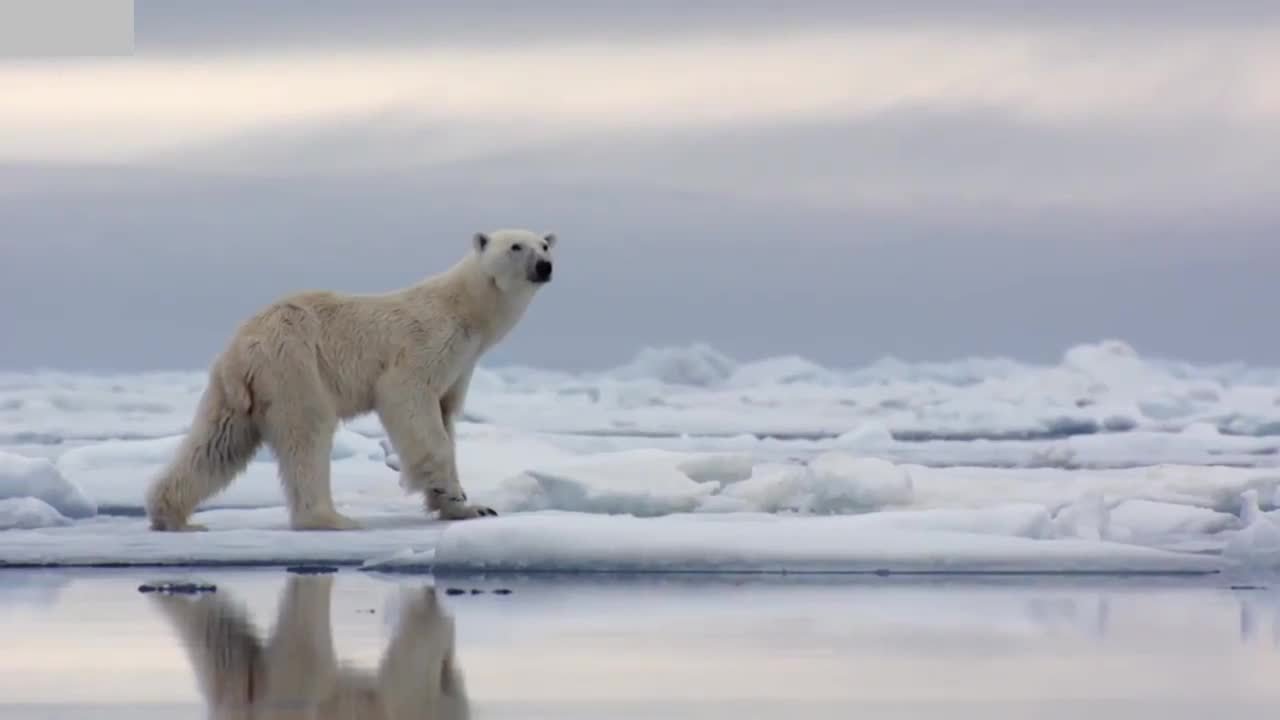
[144,228,556,531]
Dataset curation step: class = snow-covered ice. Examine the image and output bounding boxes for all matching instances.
[0,450,95,520]
[1,340,1278,573]
[427,511,1222,574]
[0,497,72,530]
[1223,489,1280,567]
[0,507,1226,573]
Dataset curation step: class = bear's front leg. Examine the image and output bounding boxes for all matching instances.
[375,374,497,521]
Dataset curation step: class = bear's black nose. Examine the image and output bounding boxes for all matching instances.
[534,259,553,282]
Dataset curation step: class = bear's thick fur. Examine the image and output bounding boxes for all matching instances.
[144,228,556,531]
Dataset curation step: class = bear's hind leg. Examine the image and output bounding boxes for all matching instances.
[146,375,262,532]
[262,401,361,531]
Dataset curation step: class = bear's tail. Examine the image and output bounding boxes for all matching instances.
[145,351,262,530]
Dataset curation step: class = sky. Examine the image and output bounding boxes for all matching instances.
[1,1,1278,372]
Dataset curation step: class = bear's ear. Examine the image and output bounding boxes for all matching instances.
[473,232,490,253]
[543,232,557,249]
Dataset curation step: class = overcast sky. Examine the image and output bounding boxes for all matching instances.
[1,1,1278,372]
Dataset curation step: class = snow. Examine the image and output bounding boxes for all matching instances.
[428,512,1222,574]
[0,517,447,567]
[845,504,1055,539]
[0,508,1226,573]
[0,340,1278,572]
[1222,489,1280,567]
[608,343,737,386]
[1051,492,1110,541]
[1107,499,1241,539]
[467,340,1280,444]
[491,448,757,515]
[711,455,913,514]
[361,547,438,571]
[0,450,95,520]
[0,498,71,530]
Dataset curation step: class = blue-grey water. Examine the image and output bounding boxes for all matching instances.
[1,569,1278,719]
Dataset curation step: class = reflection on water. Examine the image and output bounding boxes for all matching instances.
[150,576,469,719]
[1,571,1280,719]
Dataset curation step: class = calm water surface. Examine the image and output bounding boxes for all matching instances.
[1,569,1278,719]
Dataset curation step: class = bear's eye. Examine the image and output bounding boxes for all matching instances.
[510,244,523,252]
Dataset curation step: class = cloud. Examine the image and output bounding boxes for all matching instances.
[132,1,1280,54]
[143,98,1279,223]
[2,20,1276,165]
[2,2,1278,370]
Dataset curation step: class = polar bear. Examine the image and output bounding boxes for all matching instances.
[144,228,556,531]
[150,576,470,719]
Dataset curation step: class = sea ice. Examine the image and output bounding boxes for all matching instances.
[1222,489,1280,567]
[429,512,1225,574]
[0,507,1229,573]
[5,340,1279,453]
[0,450,95,519]
[1,339,1278,572]
[712,453,913,514]
[491,448,750,515]
[1106,499,1241,539]
[608,343,736,386]
[0,497,71,530]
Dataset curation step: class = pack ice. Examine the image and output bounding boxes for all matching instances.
[1,341,1277,574]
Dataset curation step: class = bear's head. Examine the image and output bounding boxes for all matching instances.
[472,228,556,292]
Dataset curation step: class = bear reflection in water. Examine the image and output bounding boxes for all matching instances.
[149,576,470,719]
